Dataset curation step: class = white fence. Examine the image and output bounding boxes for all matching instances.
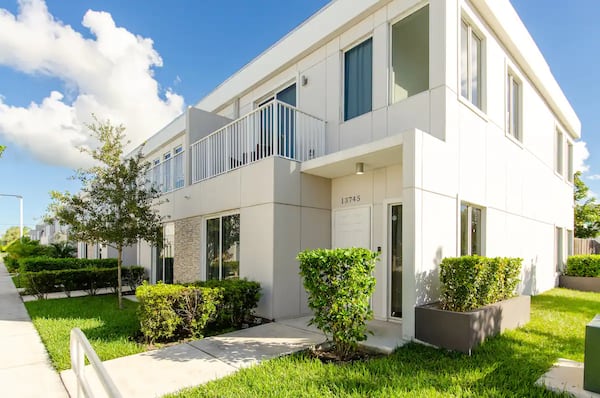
[191,100,326,183]
[70,328,122,398]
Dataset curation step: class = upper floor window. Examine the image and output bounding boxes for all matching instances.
[461,21,482,109]
[506,72,521,141]
[567,141,574,183]
[174,146,184,189]
[163,152,172,192]
[391,5,429,103]
[461,203,483,256]
[344,38,372,121]
[555,129,563,175]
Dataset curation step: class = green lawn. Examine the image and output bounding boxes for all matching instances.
[25,295,145,371]
[167,288,595,397]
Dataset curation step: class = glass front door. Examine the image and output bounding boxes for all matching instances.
[390,204,402,318]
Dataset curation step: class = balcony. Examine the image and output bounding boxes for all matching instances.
[191,100,326,183]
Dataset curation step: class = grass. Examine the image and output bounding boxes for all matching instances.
[167,288,595,397]
[25,294,145,371]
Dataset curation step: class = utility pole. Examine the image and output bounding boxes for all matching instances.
[0,194,24,239]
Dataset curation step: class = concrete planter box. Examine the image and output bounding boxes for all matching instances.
[415,295,530,354]
[559,275,600,292]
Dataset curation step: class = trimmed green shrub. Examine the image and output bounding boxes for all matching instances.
[440,256,522,312]
[19,257,118,272]
[21,266,145,298]
[136,282,222,343]
[189,279,261,328]
[298,248,378,358]
[3,238,51,272]
[565,255,600,277]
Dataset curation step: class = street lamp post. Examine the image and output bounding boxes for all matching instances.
[0,194,24,239]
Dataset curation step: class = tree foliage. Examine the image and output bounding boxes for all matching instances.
[574,172,600,238]
[0,145,5,157]
[0,226,30,248]
[48,117,163,308]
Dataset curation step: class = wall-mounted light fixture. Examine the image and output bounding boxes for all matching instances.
[301,75,308,86]
[355,162,364,175]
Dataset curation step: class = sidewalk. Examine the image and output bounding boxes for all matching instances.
[60,322,326,397]
[0,262,68,398]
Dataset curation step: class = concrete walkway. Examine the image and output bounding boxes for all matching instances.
[0,262,68,398]
[61,322,326,397]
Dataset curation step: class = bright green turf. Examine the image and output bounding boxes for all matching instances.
[167,288,596,397]
[25,294,144,371]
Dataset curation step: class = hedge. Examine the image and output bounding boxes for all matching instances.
[136,283,222,342]
[188,279,261,328]
[440,256,522,312]
[22,266,145,299]
[19,257,118,272]
[565,255,600,277]
[298,248,378,358]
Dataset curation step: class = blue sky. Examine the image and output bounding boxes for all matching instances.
[0,0,598,235]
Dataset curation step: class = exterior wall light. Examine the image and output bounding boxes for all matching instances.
[355,162,364,175]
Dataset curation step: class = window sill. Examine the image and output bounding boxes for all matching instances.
[504,131,523,149]
[458,95,488,122]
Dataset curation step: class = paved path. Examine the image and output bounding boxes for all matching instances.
[0,262,68,398]
[61,322,326,397]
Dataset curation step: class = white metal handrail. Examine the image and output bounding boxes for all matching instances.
[190,100,326,183]
[70,328,122,398]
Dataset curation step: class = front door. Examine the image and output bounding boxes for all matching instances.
[390,204,402,318]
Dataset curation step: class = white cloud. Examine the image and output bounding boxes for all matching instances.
[587,175,600,181]
[573,140,590,174]
[0,0,184,168]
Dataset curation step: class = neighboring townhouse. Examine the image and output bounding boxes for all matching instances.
[129,0,579,341]
[29,220,70,245]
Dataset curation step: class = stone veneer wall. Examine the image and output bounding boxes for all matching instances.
[174,216,202,283]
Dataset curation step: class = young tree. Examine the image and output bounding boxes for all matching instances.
[0,145,5,157]
[574,172,600,238]
[48,118,163,308]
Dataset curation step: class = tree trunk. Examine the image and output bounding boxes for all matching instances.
[117,246,123,310]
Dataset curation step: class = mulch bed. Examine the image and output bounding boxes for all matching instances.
[308,344,384,364]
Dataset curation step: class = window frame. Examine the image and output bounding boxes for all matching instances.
[555,226,564,273]
[460,19,484,110]
[389,4,430,105]
[506,70,522,142]
[567,140,574,183]
[555,128,564,176]
[343,37,373,122]
[460,202,485,256]
[204,212,241,281]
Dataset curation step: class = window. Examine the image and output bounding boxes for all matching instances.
[506,72,521,140]
[567,141,574,182]
[460,21,482,109]
[555,129,563,175]
[391,6,429,103]
[174,146,184,189]
[555,227,563,272]
[461,203,483,255]
[206,214,240,280]
[152,158,161,190]
[344,38,373,121]
[163,152,172,192]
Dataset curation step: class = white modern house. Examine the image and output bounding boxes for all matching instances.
[127,0,579,341]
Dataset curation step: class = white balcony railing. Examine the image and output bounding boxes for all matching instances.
[191,100,326,183]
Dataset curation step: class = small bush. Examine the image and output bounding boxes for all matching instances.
[298,248,378,358]
[440,256,522,312]
[3,238,50,272]
[19,257,118,272]
[21,266,145,298]
[565,255,600,277]
[136,282,222,343]
[190,279,261,328]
